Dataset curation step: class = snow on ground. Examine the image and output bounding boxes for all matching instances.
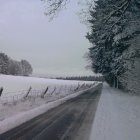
[0,82,100,134]
[0,74,93,95]
[0,75,95,121]
[0,74,98,134]
[90,83,140,140]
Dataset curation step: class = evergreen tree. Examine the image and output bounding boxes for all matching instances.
[0,53,9,74]
[86,0,140,93]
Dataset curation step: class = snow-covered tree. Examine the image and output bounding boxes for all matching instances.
[0,53,9,74]
[21,60,33,76]
[0,53,33,76]
[86,0,140,93]
[8,59,23,75]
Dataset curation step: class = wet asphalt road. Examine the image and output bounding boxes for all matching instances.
[0,87,101,140]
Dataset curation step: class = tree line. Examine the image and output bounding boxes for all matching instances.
[86,0,140,94]
[0,52,33,76]
[57,75,104,82]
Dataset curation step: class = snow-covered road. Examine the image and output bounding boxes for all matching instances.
[90,83,140,140]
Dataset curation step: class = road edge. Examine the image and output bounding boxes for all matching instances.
[0,82,103,134]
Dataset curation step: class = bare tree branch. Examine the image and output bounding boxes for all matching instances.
[104,0,130,23]
[110,0,130,30]
[42,0,70,19]
[105,0,131,45]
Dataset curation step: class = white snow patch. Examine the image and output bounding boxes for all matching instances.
[0,74,93,95]
[90,83,140,140]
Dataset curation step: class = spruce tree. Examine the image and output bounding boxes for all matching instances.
[86,0,140,93]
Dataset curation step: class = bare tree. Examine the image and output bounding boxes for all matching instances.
[42,0,140,23]
[42,0,70,19]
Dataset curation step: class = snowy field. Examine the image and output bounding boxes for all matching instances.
[0,74,94,95]
[0,74,100,134]
[90,83,140,140]
[0,75,95,122]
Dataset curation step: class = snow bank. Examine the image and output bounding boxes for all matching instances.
[0,83,100,134]
[90,83,140,140]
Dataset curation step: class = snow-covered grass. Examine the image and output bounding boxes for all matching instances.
[90,83,140,140]
[0,74,97,134]
[0,75,93,95]
[0,75,95,103]
[0,74,101,134]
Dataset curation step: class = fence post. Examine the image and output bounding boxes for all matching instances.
[41,87,49,98]
[81,83,85,89]
[51,87,56,95]
[25,86,32,98]
[0,87,3,97]
[74,83,80,92]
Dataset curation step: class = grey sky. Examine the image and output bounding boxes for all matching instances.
[0,0,93,77]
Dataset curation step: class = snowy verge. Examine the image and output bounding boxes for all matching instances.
[90,83,140,140]
[0,83,102,134]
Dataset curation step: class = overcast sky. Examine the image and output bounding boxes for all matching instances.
[0,0,93,77]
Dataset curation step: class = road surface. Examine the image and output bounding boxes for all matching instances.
[0,87,101,140]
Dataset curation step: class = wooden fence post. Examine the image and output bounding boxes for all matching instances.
[51,87,56,95]
[0,87,3,97]
[25,86,32,98]
[41,87,49,98]
[74,83,80,92]
[80,83,85,89]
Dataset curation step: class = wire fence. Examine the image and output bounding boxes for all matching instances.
[0,83,95,104]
